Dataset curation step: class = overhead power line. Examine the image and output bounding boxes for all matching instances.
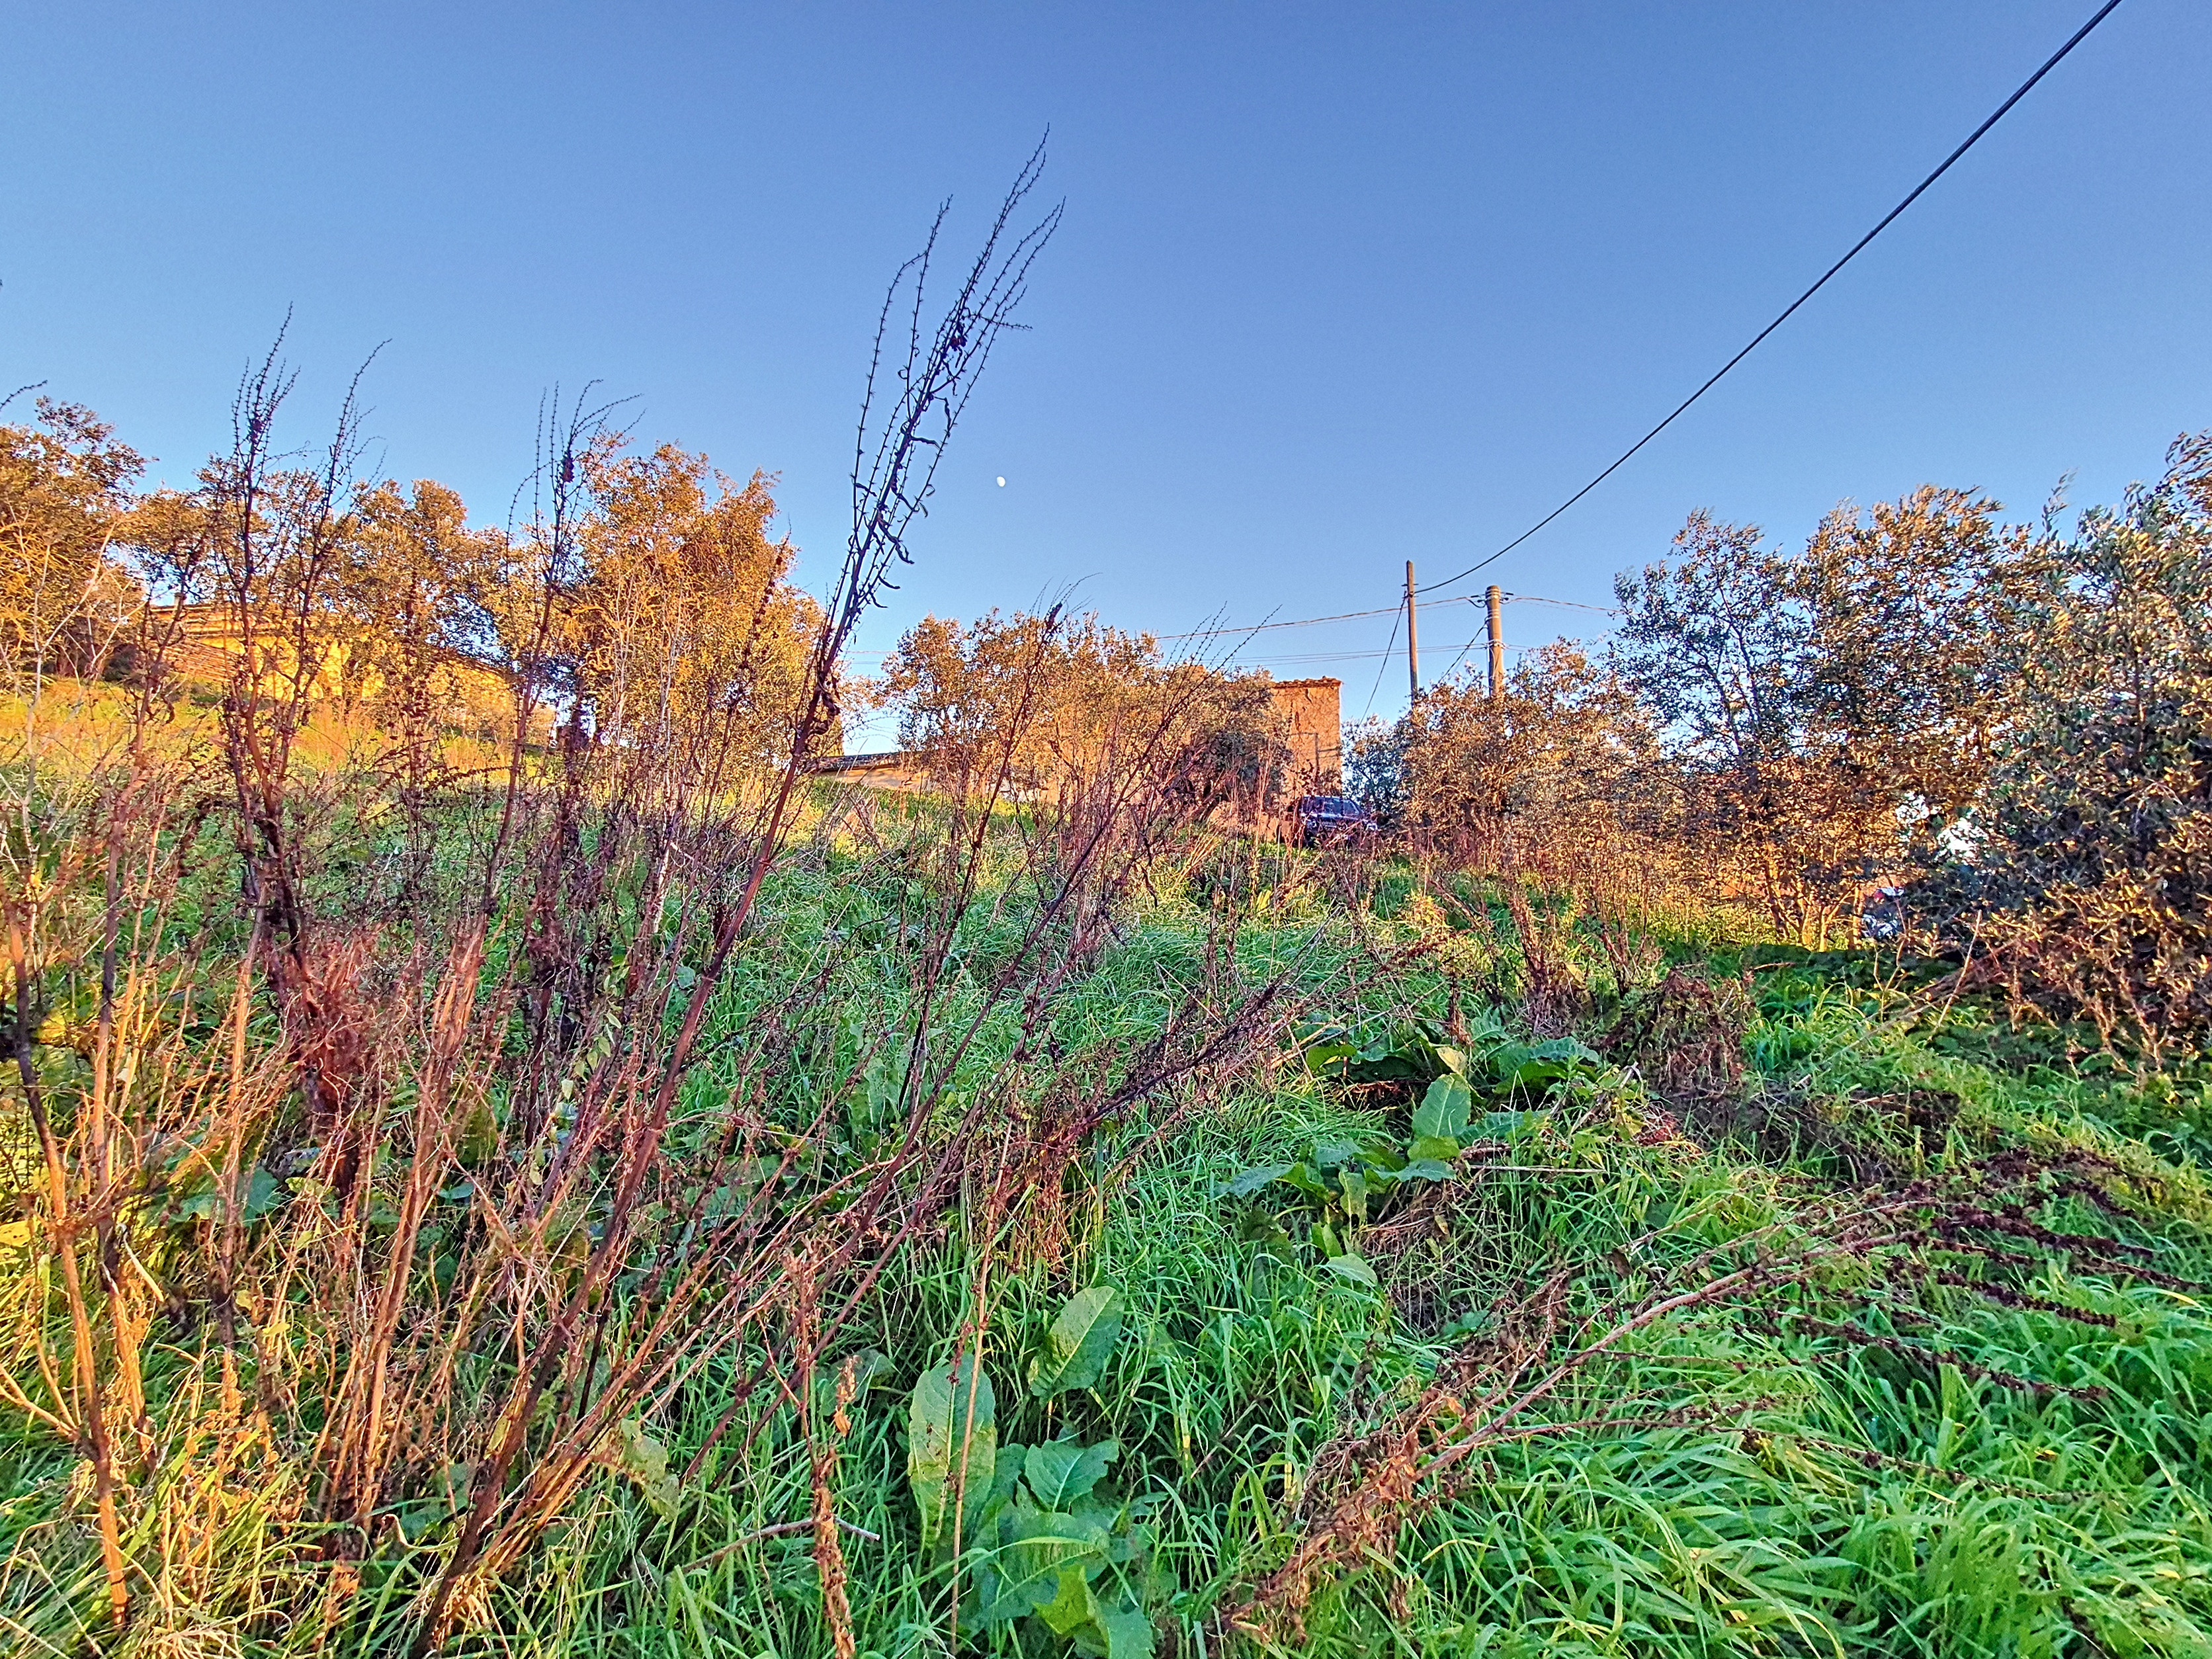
[1412,0,2127,599]
[1247,637,1558,666]
[1361,603,1404,720]
[850,591,1595,662]
[1167,589,1611,642]
[1152,603,1402,641]
[1510,593,1617,617]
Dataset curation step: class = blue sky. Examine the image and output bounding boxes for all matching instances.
[6,2,2206,738]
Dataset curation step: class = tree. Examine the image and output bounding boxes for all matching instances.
[884,610,1154,787]
[0,398,146,680]
[1912,433,2212,1060]
[341,478,513,781]
[1610,489,2058,943]
[1611,513,1853,938]
[1394,644,1660,874]
[1341,714,1410,828]
[879,609,1285,818]
[558,443,823,776]
[1611,513,1805,783]
[1796,485,2056,824]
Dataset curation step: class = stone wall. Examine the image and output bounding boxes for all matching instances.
[1268,677,1342,793]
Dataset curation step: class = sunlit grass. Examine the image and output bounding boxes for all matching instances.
[7,837,2210,1658]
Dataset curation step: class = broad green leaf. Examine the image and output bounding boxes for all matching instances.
[1492,1037,1598,1095]
[1479,1109,1541,1142]
[1301,1040,1359,1078]
[180,1167,288,1225]
[907,1354,997,1551]
[1311,1136,1364,1172]
[1070,1496,1126,1539]
[968,1558,1025,1627]
[1279,1163,1332,1201]
[1533,1037,1598,1064]
[1486,1041,1531,1078]
[1361,1140,1408,1173]
[1031,1287,1125,1396]
[1336,1166,1368,1223]
[1372,1157,1453,1184]
[997,1504,1109,1612]
[990,1444,1029,1508]
[1025,1439,1119,1509]
[1236,1207,1292,1248]
[175,1176,219,1222]
[1322,1253,1379,1288]
[1038,1564,1106,1637]
[1343,1046,1431,1084]
[1022,1440,1083,1509]
[1412,1076,1473,1146]
[1218,1164,1291,1197]
[1084,1605,1157,1659]
[243,1166,286,1220]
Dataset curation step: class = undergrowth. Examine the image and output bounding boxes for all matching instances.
[13,841,2207,1658]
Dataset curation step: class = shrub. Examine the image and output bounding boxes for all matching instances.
[1912,433,2212,1062]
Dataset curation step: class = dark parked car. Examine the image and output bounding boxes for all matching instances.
[1293,794,1377,848]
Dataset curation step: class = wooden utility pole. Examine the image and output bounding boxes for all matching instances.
[1405,561,1420,703]
[1486,584,1504,697]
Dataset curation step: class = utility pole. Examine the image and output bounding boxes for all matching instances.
[1404,560,1420,704]
[1486,584,1505,697]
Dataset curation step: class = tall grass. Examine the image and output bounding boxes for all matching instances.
[9,734,2212,1656]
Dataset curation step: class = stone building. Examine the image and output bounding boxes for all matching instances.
[1269,677,1342,793]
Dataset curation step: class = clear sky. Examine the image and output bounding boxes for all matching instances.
[6,2,2207,740]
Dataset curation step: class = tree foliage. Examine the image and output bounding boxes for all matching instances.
[1607,487,2058,941]
[879,609,1286,819]
[0,397,825,794]
[0,398,146,679]
[1912,434,2212,1058]
[1389,644,1660,876]
[558,441,822,764]
[1357,443,2208,1056]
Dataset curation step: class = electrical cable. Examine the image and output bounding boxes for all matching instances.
[1242,637,1558,667]
[1360,602,1404,720]
[1431,627,1585,686]
[1507,591,1617,616]
[1162,589,1601,648]
[1435,630,1486,686]
[1152,603,1401,640]
[1412,0,2126,599]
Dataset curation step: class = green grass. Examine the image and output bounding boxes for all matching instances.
[493,869,2212,1656]
[9,843,2212,1658]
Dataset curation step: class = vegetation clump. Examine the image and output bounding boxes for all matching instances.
[6,201,2212,1656]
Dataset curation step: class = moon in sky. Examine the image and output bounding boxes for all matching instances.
[996,476,1006,487]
